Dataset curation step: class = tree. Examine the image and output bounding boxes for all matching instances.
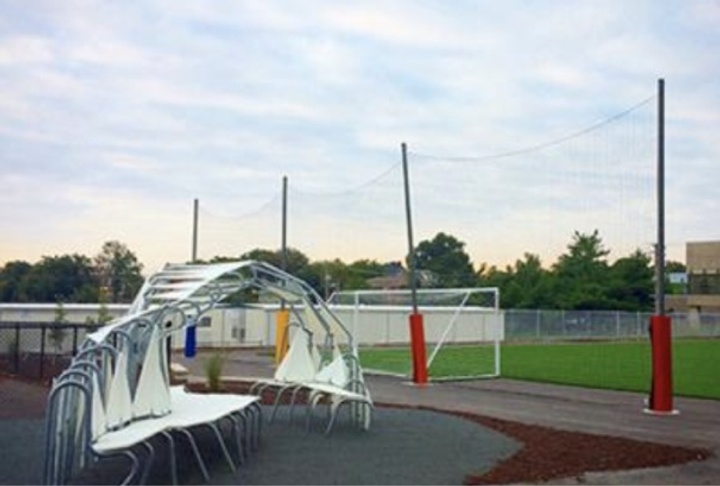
[94,241,144,303]
[552,230,613,309]
[0,260,32,302]
[608,249,654,311]
[20,254,98,302]
[504,253,557,309]
[477,255,556,309]
[665,261,686,273]
[476,262,506,287]
[346,259,387,290]
[411,232,477,288]
[307,260,344,299]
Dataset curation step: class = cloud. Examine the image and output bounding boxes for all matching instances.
[0,35,56,64]
[0,0,717,273]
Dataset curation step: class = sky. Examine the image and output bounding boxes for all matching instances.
[1,1,718,275]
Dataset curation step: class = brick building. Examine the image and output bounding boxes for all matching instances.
[666,240,720,314]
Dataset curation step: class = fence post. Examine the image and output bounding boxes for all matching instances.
[13,323,20,374]
[535,310,541,339]
[72,325,79,356]
[39,325,47,379]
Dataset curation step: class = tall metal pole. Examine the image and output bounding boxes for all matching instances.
[646,77,676,415]
[655,78,665,316]
[281,175,288,271]
[402,142,428,384]
[402,142,418,314]
[191,198,199,263]
[184,197,200,360]
[276,176,290,366]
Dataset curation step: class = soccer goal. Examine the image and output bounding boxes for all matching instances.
[328,288,503,381]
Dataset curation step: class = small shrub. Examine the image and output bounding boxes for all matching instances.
[49,300,68,354]
[204,352,226,392]
[97,288,112,325]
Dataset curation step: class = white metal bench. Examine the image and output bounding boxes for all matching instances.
[44,320,261,485]
[44,260,369,484]
[249,325,373,434]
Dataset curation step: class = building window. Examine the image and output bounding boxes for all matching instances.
[688,272,720,295]
[198,316,212,328]
[231,327,246,341]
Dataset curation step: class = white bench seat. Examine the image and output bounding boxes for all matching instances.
[250,329,373,434]
[90,388,262,485]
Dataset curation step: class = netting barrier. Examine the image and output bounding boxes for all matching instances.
[407,95,658,269]
[194,93,659,277]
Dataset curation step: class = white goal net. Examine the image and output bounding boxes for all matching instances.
[328,288,503,381]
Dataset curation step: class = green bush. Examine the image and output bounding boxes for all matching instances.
[204,352,226,392]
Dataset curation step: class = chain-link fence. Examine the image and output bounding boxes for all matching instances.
[0,322,101,382]
[504,310,720,342]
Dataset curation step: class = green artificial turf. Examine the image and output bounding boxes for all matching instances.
[359,339,720,400]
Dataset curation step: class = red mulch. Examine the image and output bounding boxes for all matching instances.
[387,404,711,485]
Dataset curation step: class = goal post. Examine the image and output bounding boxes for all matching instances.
[328,287,503,381]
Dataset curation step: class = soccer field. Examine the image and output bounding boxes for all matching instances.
[359,339,720,400]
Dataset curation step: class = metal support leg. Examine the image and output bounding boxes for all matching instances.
[208,422,237,474]
[176,429,210,483]
[139,441,155,485]
[228,414,245,464]
[160,431,178,486]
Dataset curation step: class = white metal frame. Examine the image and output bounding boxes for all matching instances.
[44,260,368,484]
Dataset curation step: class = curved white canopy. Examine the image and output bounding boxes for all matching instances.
[88,260,352,349]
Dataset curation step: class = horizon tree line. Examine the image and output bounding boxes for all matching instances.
[0,231,685,312]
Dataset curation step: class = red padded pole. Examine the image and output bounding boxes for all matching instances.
[409,313,428,385]
[648,314,674,413]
